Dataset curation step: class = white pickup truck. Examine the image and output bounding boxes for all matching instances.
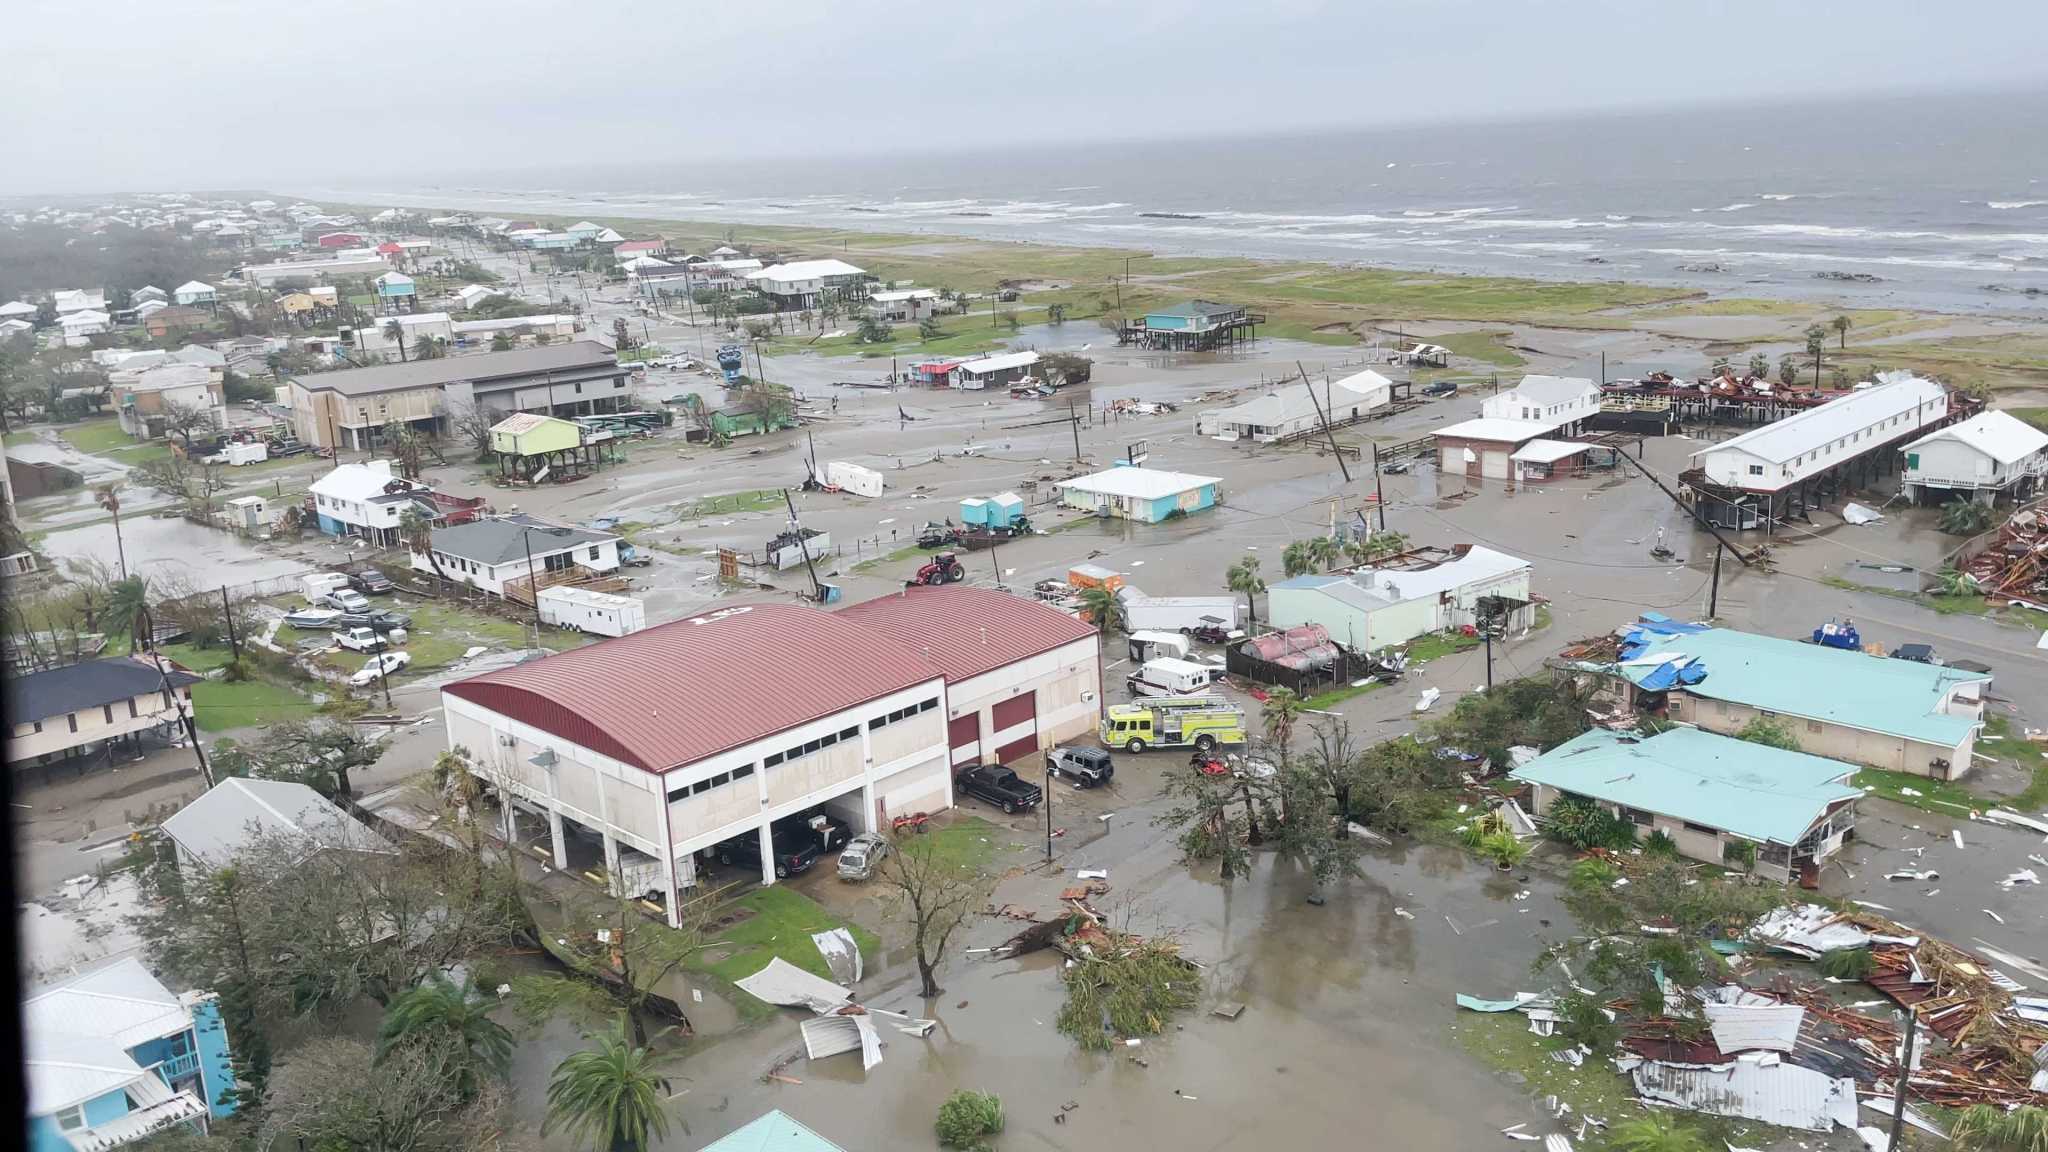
[334,627,387,653]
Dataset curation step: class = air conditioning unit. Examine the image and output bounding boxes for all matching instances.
[496,732,517,748]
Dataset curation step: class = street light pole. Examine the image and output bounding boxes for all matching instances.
[520,526,543,645]
[1044,763,1053,864]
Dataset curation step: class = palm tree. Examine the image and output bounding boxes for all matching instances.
[1950,1103,2048,1152]
[1939,500,1994,537]
[1281,540,1315,578]
[1932,565,1977,597]
[1831,313,1852,351]
[109,575,149,653]
[1226,556,1265,627]
[1077,586,1124,635]
[1804,324,1827,387]
[94,483,128,579]
[1367,530,1410,561]
[1306,535,1341,573]
[1341,536,1374,568]
[1262,686,1304,747]
[382,319,409,363]
[399,507,450,581]
[375,972,514,1100]
[544,1020,671,1152]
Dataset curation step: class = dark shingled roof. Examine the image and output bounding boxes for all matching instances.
[7,657,200,725]
[290,340,617,397]
[427,514,617,567]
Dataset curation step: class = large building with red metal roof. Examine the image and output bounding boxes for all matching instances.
[440,591,1100,925]
[835,585,1101,769]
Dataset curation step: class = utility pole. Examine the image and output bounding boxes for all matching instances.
[1067,400,1082,460]
[375,643,394,710]
[1483,624,1495,692]
[142,608,212,788]
[1299,362,1352,483]
[519,526,544,642]
[1887,1010,1919,1152]
[1707,542,1725,618]
[1370,442,1388,531]
[1044,762,1054,864]
[781,489,827,602]
[219,586,239,663]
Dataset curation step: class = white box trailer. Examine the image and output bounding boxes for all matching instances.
[302,572,350,603]
[224,440,269,466]
[1121,594,1241,634]
[538,585,646,637]
[1128,656,1222,697]
[822,461,884,499]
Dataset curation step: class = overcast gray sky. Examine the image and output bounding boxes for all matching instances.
[3,0,2044,194]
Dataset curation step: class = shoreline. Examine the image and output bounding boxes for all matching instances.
[294,192,2048,391]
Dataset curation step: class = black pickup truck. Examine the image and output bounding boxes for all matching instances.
[956,764,1043,814]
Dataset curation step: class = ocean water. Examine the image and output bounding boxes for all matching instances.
[318,90,2048,312]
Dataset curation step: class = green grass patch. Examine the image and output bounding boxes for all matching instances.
[59,418,143,455]
[1260,320,1361,347]
[1820,574,1992,618]
[852,542,929,573]
[678,489,786,519]
[157,643,237,673]
[2010,407,2048,432]
[1453,1012,1738,1150]
[190,677,312,732]
[919,816,1014,875]
[1432,328,1526,368]
[4,428,40,446]
[1405,630,1482,664]
[691,886,880,989]
[1850,765,1984,816]
[1303,680,1384,711]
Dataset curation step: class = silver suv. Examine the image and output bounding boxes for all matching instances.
[1047,746,1114,787]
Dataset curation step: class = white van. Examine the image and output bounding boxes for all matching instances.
[1128,657,1221,698]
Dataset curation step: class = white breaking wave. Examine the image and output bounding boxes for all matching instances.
[1719,203,1757,212]
[1988,200,2048,210]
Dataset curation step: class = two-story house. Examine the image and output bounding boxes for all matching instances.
[410,513,620,598]
[308,460,434,547]
[1481,375,1601,436]
[1901,409,2048,507]
[26,958,237,1151]
[745,259,867,309]
[7,656,202,769]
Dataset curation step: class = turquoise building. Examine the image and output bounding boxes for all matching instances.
[1055,464,1221,523]
[27,957,238,1151]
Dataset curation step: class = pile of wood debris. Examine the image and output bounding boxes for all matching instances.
[1958,499,2048,610]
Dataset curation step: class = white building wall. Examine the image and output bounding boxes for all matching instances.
[944,638,1102,766]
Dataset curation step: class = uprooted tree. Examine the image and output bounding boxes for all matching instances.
[879,832,980,998]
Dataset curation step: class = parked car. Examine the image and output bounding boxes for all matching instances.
[1420,380,1459,397]
[334,626,387,653]
[837,832,891,880]
[350,650,411,686]
[1047,746,1115,787]
[955,764,1043,814]
[322,588,372,613]
[1379,459,1411,474]
[715,828,820,879]
[348,568,395,594]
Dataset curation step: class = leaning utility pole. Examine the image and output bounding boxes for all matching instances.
[1298,362,1352,483]
[1707,542,1725,618]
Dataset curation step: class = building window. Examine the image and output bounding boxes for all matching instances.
[128,699,138,718]
[575,382,583,394]
[1806,719,1822,734]
[588,546,600,561]
[1682,821,1719,836]
[67,714,78,733]
[840,726,858,740]
[1623,807,1655,826]
[764,751,783,767]
[1747,464,1764,476]
[103,704,114,724]
[732,764,754,780]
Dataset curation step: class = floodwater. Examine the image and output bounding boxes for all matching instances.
[492,820,1583,1151]
[39,515,307,587]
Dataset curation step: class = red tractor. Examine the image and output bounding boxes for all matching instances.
[910,552,967,586]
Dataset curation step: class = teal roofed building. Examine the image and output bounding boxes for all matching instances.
[1583,623,1990,780]
[1512,726,1863,883]
[699,1110,848,1152]
[1126,299,1261,350]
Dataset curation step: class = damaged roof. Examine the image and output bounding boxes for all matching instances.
[1611,626,1990,748]
[1510,727,1861,845]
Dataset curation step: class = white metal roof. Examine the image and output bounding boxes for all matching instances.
[1433,416,1551,443]
[869,288,938,302]
[749,259,865,283]
[310,460,401,503]
[173,280,213,294]
[1325,545,1529,607]
[160,776,390,869]
[1057,465,1221,500]
[0,299,38,316]
[1503,374,1597,406]
[1510,438,1592,463]
[26,957,192,1113]
[954,350,1041,376]
[1691,373,1947,464]
[538,585,641,609]
[1905,409,2048,465]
